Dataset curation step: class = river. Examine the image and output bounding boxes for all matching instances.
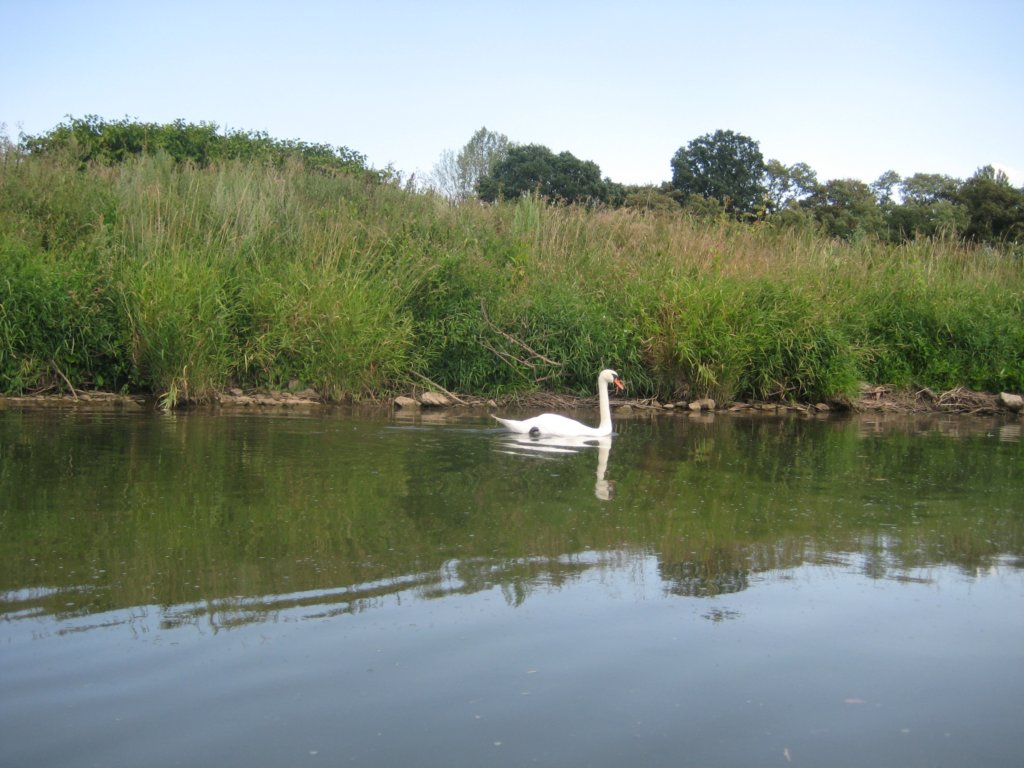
[1,406,1022,767]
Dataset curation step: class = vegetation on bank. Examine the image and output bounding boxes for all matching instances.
[1,120,1022,407]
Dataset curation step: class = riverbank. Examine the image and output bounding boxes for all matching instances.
[3,384,1021,418]
[4,153,1022,407]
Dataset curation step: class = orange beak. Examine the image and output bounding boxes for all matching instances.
[613,376,625,391]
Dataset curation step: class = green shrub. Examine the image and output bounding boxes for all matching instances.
[121,253,235,405]
[0,238,129,393]
[647,277,858,402]
[849,280,1024,392]
[238,260,415,399]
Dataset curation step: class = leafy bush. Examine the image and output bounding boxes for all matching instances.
[848,275,1024,392]
[121,254,236,405]
[0,239,130,393]
[647,277,858,402]
[238,260,415,400]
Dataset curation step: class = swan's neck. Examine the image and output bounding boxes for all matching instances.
[597,381,612,434]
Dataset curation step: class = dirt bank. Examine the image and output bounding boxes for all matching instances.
[2,384,1021,418]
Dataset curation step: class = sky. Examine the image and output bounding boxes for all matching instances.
[3,0,1023,188]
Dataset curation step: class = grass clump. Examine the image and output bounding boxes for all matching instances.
[121,254,235,405]
[645,276,858,402]
[842,250,1024,393]
[238,260,414,399]
[0,237,130,394]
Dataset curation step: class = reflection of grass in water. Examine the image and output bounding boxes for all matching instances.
[0,413,1020,623]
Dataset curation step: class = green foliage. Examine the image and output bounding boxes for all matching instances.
[763,160,818,214]
[24,115,375,179]
[121,254,236,406]
[671,130,766,217]
[646,277,858,402]
[841,252,1024,392]
[0,238,130,393]
[888,173,966,239]
[477,144,608,204]
[0,150,119,252]
[404,250,514,393]
[432,126,511,202]
[806,178,885,239]
[1,120,1022,405]
[620,184,682,213]
[0,143,426,404]
[240,261,416,400]
[432,125,1022,247]
[958,165,1024,243]
[503,263,648,396]
[403,197,649,396]
[681,194,729,221]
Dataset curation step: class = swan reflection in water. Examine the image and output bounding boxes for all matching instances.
[496,434,615,500]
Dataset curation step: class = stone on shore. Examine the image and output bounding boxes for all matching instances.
[419,391,450,408]
[998,392,1023,412]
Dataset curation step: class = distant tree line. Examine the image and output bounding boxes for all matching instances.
[434,127,1024,248]
[7,118,1021,248]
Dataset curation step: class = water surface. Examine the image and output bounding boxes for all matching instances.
[1,407,1022,766]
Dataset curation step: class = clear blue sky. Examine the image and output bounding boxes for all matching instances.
[4,0,1022,187]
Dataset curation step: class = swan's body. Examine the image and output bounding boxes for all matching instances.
[492,369,624,438]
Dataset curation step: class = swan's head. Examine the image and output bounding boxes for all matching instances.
[599,369,625,391]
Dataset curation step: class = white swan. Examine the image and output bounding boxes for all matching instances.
[492,369,625,437]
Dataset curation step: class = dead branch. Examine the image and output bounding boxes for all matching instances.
[480,300,562,369]
[51,361,79,401]
[410,371,467,404]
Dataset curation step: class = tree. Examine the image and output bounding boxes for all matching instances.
[763,159,818,213]
[432,127,510,202]
[958,166,1024,243]
[900,173,961,205]
[670,130,766,216]
[806,179,884,239]
[477,144,607,204]
[887,173,967,240]
[870,170,902,206]
[622,183,683,213]
[604,178,627,207]
[0,122,18,164]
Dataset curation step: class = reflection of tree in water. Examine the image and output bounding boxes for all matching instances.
[658,559,749,598]
[153,553,627,632]
[7,411,1023,635]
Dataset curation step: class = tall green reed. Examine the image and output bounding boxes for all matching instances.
[112,155,427,404]
[835,238,1024,392]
